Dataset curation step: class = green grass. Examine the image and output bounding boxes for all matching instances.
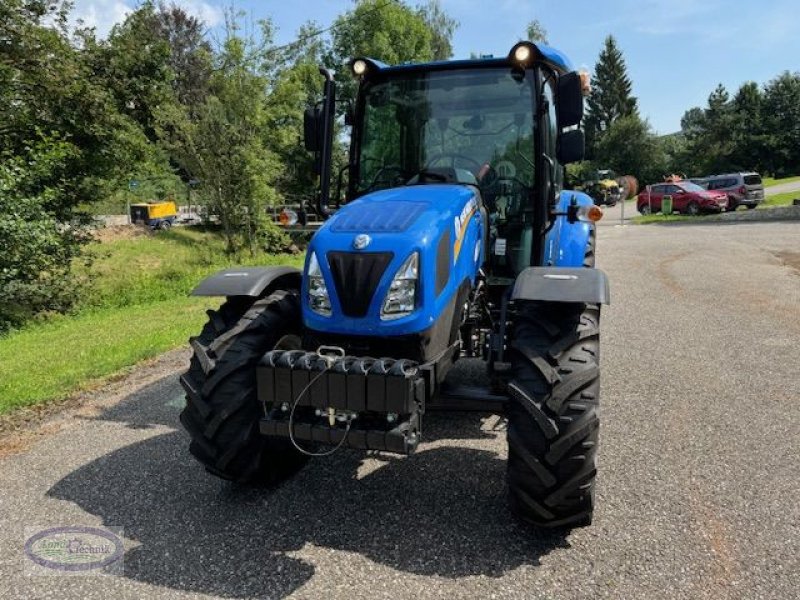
[632,213,695,224]
[0,227,303,415]
[760,191,799,208]
[78,227,298,309]
[763,175,800,187]
[0,298,212,413]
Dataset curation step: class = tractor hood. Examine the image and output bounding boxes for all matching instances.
[302,184,485,339]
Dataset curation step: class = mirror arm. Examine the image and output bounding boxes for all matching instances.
[317,67,336,218]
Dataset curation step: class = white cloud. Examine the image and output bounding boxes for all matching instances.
[176,0,224,27]
[71,0,132,37]
[70,0,224,38]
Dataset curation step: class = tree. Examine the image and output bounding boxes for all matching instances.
[418,0,458,60]
[264,61,325,203]
[703,84,735,173]
[0,140,90,331]
[679,84,736,175]
[525,19,547,43]
[659,133,697,178]
[593,115,667,184]
[762,71,800,176]
[156,3,213,109]
[584,36,638,158]
[88,2,175,144]
[0,0,151,204]
[729,81,764,172]
[327,0,435,105]
[158,14,284,256]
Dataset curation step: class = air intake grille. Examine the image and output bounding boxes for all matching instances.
[327,252,394,317]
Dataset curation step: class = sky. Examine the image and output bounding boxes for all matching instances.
[71,0,800,134]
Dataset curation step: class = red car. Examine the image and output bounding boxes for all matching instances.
[637,181,728,215]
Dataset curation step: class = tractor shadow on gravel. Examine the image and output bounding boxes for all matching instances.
[48,374,570,598]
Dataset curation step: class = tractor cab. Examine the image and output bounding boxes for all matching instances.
[305,43,588,280]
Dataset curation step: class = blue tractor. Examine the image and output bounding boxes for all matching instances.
[180,42,610,529]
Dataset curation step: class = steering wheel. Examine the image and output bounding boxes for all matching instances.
[425,153,483,174]
[364,164,405,192]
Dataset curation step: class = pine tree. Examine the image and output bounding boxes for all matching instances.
[584,35,638,158]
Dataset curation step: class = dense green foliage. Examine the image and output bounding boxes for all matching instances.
[584,36,638,158]
[676,72,800,177]
[0,0,457,332]
[574,36,665,185]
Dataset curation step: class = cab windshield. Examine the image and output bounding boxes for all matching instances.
[355,67,536,196]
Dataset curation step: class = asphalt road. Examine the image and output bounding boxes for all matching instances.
[2,220,799,599]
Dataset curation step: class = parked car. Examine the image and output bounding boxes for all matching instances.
[704,172,764,210]
[637,181,728,215]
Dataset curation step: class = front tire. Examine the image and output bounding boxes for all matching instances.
[179,290,308,484]
[506,302,601,528]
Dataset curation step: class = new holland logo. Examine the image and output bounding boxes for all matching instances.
[353,234,371,250]
[453,198,477,263]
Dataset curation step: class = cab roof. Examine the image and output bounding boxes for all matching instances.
[362,42,574,76]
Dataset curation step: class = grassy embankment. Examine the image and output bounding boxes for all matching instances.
[0,226,302,415]
[763,175,800,187]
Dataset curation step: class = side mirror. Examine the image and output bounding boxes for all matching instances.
[303,107,322,152]
[557,129,585,164]
[556,71,584,129]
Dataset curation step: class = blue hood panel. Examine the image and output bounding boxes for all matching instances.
[302,185,484,337]
[330,199,427,233]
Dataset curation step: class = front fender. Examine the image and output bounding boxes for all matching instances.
[512,267,610,304]
[191,266,301,297]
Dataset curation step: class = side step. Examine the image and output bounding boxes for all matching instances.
[428,384,508,412]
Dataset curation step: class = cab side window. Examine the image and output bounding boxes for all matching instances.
[542,75,561,193]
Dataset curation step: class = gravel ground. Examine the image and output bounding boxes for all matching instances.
[1,221,799,599]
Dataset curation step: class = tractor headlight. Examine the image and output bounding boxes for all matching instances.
[510,42,535,65]
[514,45,531,62]
[381,252,418,320]
[352,59,367,76]
[307,252,331,316]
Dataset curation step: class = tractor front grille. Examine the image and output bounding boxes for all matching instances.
[327,251,393,317]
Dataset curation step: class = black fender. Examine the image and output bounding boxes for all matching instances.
[191,266,301,297]
[511,267,610,305]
